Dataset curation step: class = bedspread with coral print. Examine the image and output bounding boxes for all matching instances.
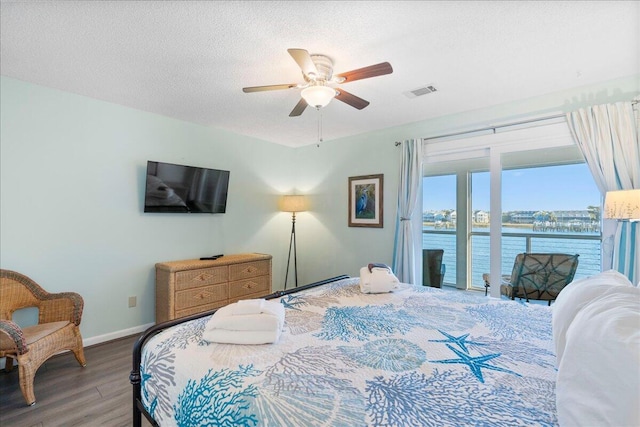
[141,278,557,427]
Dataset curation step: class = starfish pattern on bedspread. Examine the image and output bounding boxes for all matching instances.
[429,330,488,354]
[431,344,520,383]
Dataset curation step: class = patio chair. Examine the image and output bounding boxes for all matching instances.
[0,269,86,405]
[422,249,445,287]
[484,253,579,305]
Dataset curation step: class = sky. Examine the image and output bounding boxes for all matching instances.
[423,163,601,212]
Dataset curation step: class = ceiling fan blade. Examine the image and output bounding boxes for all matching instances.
[335,89,370,110]
[242,84,298,93]
[289,98,308,117]
[288,48,318,77]
[335,62,393,83]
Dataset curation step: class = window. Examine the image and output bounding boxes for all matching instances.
[500,164,601,279]
[423,174,456,285]
[422,120,602,290]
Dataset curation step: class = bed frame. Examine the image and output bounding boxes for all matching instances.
[130,275,350,427]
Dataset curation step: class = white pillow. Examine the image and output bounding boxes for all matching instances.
[552,270,633,365]
[556,286,640,427]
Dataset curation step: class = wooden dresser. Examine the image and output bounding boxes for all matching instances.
[155,253,272,323]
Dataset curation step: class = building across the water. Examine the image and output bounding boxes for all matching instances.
[423,209,600,233]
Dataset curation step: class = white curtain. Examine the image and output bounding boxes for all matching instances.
[566,101,640,285]
[393,139,423,283]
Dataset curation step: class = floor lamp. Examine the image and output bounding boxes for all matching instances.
[281,195,308,290]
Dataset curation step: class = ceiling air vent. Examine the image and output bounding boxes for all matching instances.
[404,85,438,99]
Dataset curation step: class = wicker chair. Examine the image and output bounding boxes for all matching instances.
[0,269,86,405]
[485,253,579,305]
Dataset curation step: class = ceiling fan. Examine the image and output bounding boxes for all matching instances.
[242,48,393,117]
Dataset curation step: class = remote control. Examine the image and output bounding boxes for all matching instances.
[199,254,223,260]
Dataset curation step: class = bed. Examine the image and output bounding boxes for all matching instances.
[131,275,558,427]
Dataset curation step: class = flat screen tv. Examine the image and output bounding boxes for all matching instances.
[144,161,230,213]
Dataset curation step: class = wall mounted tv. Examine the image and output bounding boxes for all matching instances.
[144,161,230,213]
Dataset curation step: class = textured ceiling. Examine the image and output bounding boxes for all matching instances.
[1,1,638,147]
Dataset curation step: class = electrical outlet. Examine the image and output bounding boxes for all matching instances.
[128,296,137,308]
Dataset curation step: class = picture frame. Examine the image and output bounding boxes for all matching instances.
[348,174,383,228]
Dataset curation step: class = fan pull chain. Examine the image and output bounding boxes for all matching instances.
[317,108,323,148]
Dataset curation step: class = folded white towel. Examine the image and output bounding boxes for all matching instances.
[233,299,265,315]
[205,300,285,332]
[360,266,400,294]
[202,328,282,345]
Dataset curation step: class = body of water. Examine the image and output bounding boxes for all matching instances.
[423,226,601,289]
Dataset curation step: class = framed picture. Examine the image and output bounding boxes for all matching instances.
[348,174,383,228]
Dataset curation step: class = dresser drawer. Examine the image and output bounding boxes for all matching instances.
[228,275,270,299]
[229,260,270,281]
[175,300,227,319]
[175,282,228,310]
[175,267,228,291]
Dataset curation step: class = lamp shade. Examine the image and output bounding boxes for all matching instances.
[280,195,308,213]
[301,85,336,108]
[604,189,640,221]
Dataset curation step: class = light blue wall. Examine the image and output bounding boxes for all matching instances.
[291,133,402,283]
[0,76,295,341]
[1,74,638,344]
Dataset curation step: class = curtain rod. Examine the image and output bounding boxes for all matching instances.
[394,112,564,146]
[422,112,566,141]
[394,98,639,146]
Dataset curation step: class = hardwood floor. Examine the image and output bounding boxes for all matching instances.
[0,334,152,427]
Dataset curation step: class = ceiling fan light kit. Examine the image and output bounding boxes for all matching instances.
[243,48,393,117]
[301,85,337,108]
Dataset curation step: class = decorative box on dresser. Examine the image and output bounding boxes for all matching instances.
[155,253,272,323]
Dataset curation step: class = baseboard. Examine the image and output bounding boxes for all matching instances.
[0,322,155,370]
[83,322,155,347]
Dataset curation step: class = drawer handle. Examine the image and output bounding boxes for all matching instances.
[244,281,257,289]
[194,273,214,282]
[194,291,213,300]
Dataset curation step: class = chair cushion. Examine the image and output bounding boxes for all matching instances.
[0,321,70,351]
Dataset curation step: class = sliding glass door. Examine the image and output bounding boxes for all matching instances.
[422,122,602,290]
[423,174,457,285]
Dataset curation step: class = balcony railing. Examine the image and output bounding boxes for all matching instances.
[423,229,601,290]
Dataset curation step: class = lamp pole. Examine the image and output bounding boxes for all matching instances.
[284,211,298,289]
